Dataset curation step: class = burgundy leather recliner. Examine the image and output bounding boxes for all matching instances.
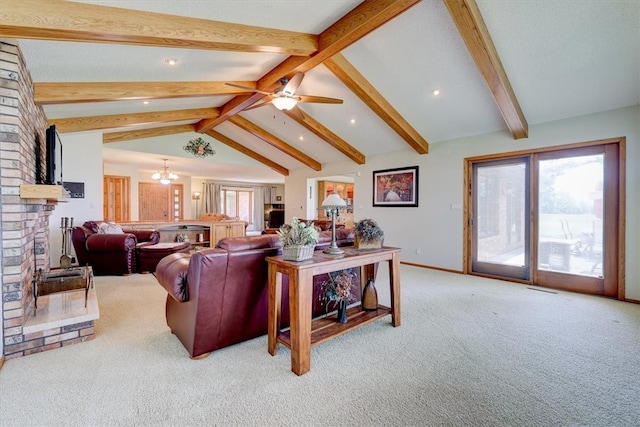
[71,221,160,275]
[154,229,360,359]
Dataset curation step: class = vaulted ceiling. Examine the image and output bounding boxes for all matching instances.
[3,0,638,183]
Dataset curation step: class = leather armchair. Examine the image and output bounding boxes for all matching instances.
[71,221,159,276]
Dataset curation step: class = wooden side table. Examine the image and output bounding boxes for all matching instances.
[267,247,401,375]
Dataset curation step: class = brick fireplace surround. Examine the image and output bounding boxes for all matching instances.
[0,40,95,360]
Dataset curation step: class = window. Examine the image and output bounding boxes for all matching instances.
[221,187,253,224]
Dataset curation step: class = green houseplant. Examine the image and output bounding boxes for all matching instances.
[277,217,319,261]
[354,218,384,249]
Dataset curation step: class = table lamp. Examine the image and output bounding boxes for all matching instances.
[321,192,347,255]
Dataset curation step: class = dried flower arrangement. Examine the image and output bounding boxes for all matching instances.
[277,217,319,246]
[183,137,216,158]
[354,218,384,243]
[321,268,356,307]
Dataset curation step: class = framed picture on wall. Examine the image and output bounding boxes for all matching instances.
[373,166,419,207]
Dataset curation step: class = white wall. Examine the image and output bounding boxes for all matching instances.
[286,105,640,300]
[48,132,103,266]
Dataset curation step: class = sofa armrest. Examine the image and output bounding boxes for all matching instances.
[85,233,136,252]
[155,253,192,302]
[125,229,160,244]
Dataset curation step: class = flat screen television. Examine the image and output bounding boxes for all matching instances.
[45,125,63,185]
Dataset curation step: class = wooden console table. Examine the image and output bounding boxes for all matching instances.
[266,247,401,375]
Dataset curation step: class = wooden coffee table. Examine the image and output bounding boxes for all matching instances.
[266,247,401,375]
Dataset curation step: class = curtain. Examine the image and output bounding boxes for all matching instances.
[253,186,265,231]
[203,182,222,215]
[252,186,277,231]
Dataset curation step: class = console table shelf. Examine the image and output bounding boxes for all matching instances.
[277,304,392,349]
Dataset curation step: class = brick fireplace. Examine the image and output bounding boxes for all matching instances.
[1,40,95,360]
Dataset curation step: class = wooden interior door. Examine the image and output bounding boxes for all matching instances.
[103,175,130,222]
[139,183,175,221]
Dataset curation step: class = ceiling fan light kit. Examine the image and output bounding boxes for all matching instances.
[152,159,179,185]
[272,96,298,111]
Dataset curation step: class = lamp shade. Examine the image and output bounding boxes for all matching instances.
[321,192,346,208]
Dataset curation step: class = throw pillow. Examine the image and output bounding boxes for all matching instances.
[98,222,124,234]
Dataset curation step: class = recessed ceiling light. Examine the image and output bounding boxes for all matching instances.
[299,136,304,141]
[164,58,177,66]
[142,100,149,105]
[350,118,356,124]
[432,89,440,96]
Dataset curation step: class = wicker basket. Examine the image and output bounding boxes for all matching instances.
[282,244,315,261]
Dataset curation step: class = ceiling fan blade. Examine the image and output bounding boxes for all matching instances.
[225,82,272,95]
[297,95,343,104]
[282,72,304,95]
[243,99,273,111]
[288,105,306,121]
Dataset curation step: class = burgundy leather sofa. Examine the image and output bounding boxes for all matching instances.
[154,228,359,359]
[71,221,160,275]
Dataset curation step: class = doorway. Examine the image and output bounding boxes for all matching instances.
[103,175,130,222]
[466,138,624,298]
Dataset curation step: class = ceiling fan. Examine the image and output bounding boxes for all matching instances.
[225,72,343,117]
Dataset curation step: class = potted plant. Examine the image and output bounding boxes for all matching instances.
[354,218,384,249]
[277,217,319,261]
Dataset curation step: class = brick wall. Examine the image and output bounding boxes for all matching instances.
[0,39,95,359]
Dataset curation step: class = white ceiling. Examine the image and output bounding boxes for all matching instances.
[13,0,640,184]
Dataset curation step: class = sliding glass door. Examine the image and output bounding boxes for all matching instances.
[468,141,621,297]
[534,144,619,296]
[471,157,530,280]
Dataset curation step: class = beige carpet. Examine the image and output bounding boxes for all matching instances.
[1,266,639,426]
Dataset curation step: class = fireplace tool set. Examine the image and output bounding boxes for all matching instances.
[60,216,75,268]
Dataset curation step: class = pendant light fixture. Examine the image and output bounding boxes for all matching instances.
[151,158,178,185]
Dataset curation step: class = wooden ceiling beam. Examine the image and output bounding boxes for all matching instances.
[205,130,289,176]
[228,115,321,171]
[35,82,256,105]
[49,108,219,133]
[444,0,528,139]
[103,124,196,144]
[195,92,267,133]
[196,0,421,132]
[325,54,429,154]
[284,107,366,164]
[0,0,317,55]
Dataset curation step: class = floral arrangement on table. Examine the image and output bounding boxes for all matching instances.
[354,218,384,248]
[277,218,319,261]
[277,218,319,246]
[183,137,216,158]
[320,268,356,323]
[322,269,356,305]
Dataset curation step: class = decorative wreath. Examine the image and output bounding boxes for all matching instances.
[183,137,216,158]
